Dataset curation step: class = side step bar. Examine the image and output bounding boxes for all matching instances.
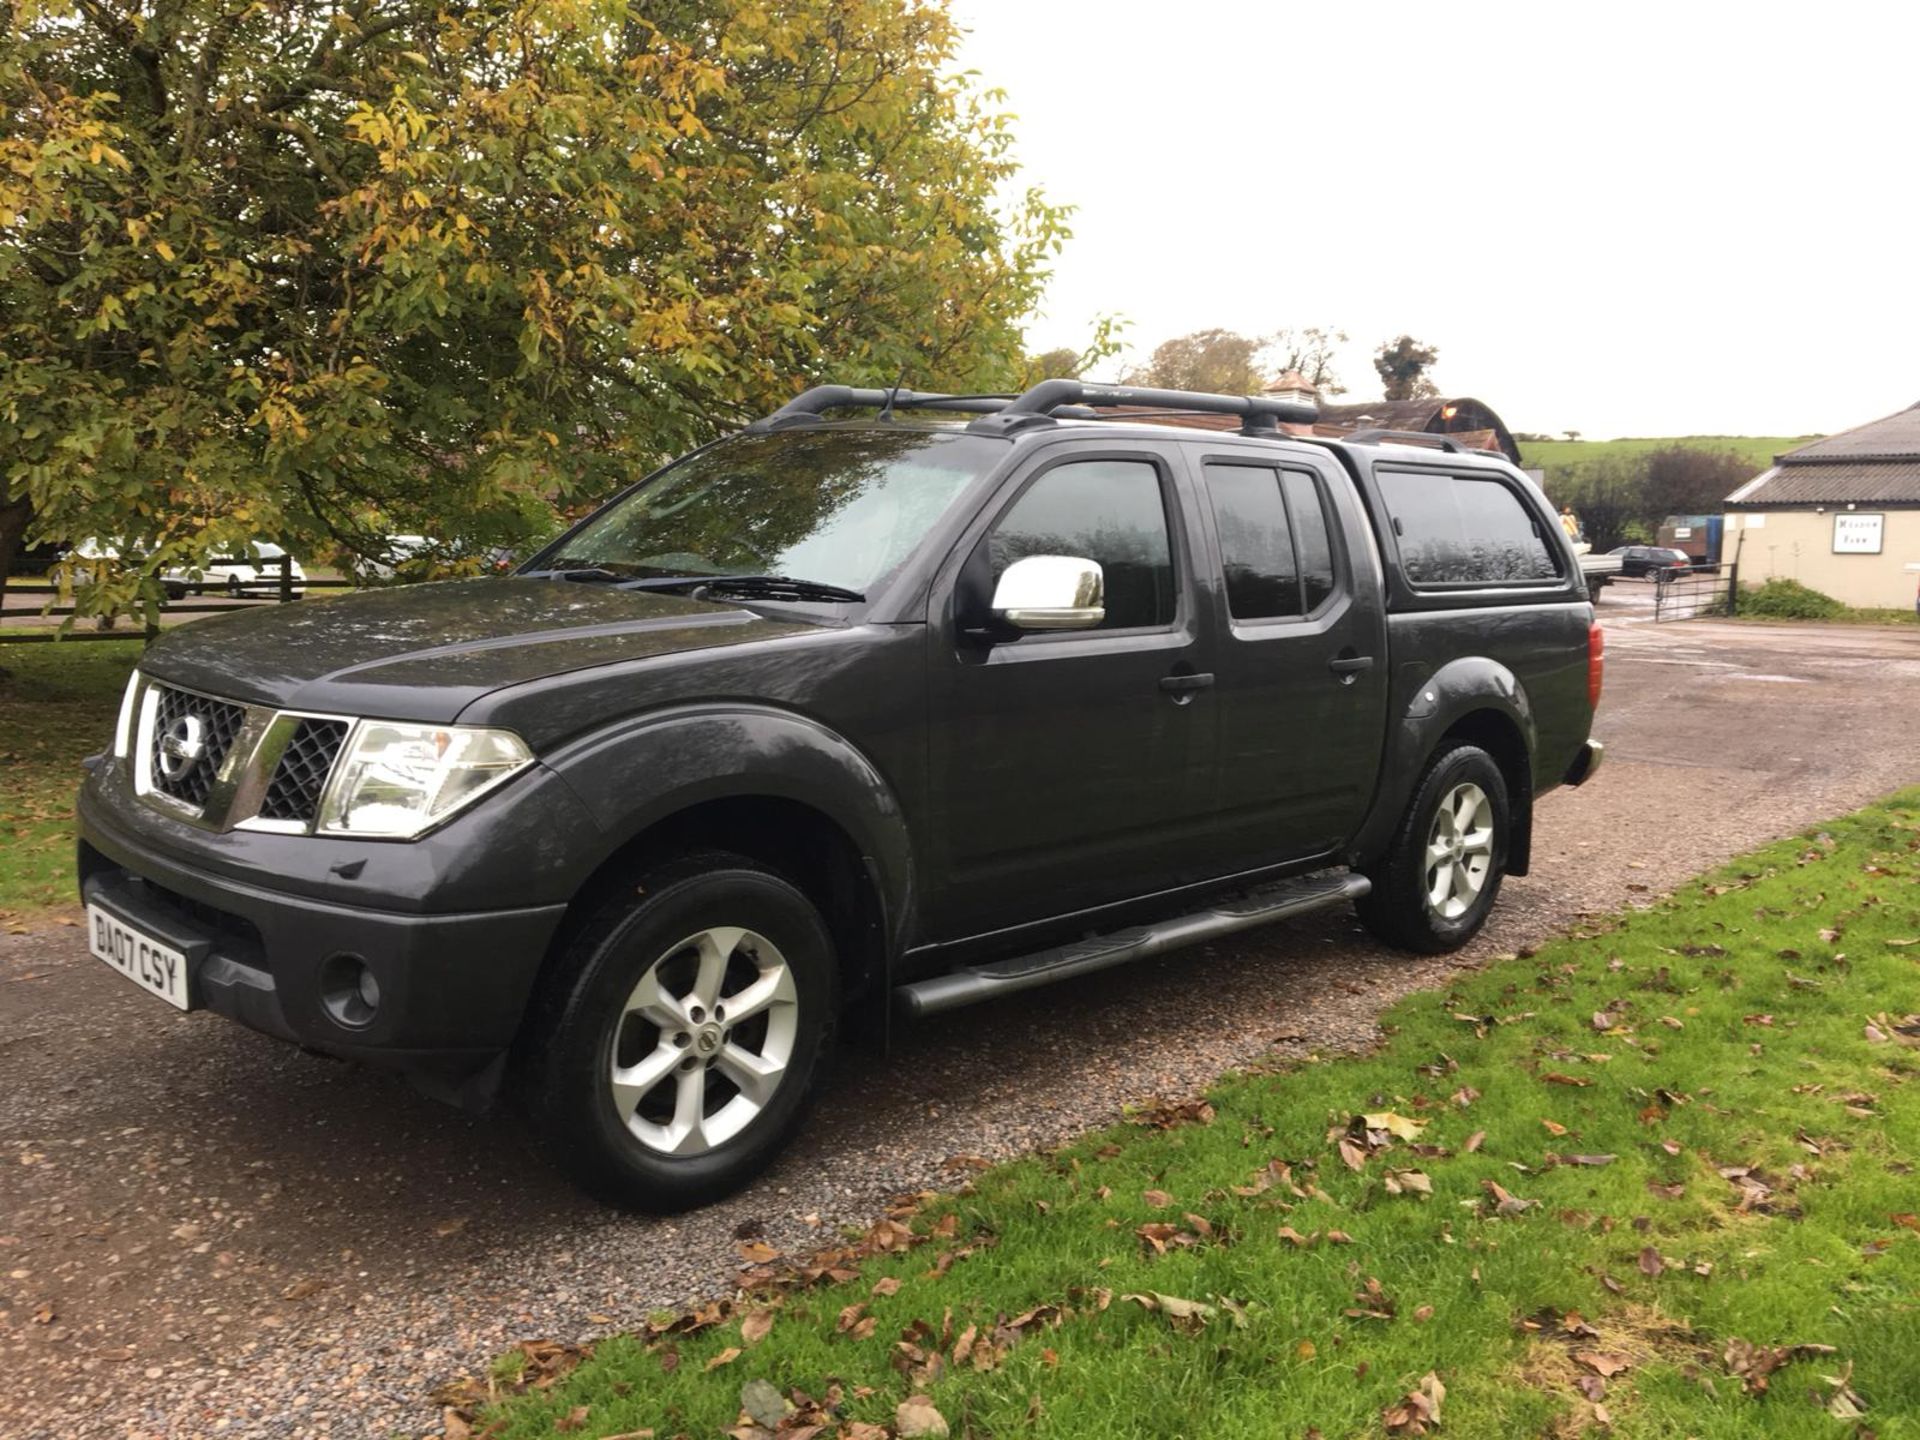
[895,870,1370,1019]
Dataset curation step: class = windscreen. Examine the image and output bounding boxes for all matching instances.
[545,429,1004,595]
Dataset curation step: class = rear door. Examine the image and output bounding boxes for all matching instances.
[1190,448,1391,870]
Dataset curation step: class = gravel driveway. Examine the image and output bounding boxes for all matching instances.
[4,605,1918,1440]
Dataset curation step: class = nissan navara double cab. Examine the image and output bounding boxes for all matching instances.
[76,379,1605,1209]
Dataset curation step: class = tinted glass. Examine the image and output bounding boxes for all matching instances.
[1205,465,1298,619]
[1377,470,1560,585]
[1283,470,1337,612]
[991,459,1175,630]
[550,429,1003,594]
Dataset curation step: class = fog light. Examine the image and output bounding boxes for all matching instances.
[321,954,380,1029]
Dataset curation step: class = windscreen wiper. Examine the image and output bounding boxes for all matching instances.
[519,565,628,583]
[680,574,866,603]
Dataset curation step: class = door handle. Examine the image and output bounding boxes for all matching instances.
[1157,671,1215,696]
[1328,654,1375,678]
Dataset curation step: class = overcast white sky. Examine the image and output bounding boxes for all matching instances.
[950,0,1920,440]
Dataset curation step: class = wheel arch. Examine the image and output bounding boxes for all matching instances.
[534,705,915,1041]
[1350,657,1537,876]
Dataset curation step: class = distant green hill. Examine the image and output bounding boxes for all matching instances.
[1516,435,1817,473]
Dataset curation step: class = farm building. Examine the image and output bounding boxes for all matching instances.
[1724,402,1920,609]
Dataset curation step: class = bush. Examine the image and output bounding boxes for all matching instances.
[1741,578,1846,619]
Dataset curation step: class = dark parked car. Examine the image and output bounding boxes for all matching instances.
[76,380,1604,1209]
[1608,544,1692,581]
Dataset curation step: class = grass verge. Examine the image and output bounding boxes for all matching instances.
[455,795,1920,1440]
[0,639,140,921]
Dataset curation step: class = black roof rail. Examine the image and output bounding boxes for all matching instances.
[746,385,1098,433]
[966,379,1316,437]
[1342,428,1465,453]
[1341,428,1507,460]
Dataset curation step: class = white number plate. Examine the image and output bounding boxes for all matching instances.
[87,904,192,1011]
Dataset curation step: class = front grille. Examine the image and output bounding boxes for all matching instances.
[259,718,349,823]
[147,684,247,810]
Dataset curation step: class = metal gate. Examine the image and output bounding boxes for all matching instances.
[1654,565,1738,622]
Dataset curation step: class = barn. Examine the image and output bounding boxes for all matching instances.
[1724,402,1920,610]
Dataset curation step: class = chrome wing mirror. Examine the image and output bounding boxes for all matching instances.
[990,555,1105,631]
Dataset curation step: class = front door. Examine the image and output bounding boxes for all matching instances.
[921,447,1217,942]
[1191,451,1390,871]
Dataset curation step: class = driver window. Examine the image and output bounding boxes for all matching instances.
[988,460,1176,631]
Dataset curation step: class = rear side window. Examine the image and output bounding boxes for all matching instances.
[1377,470,1561,586]
[990,459,1176,630]
[1204,463,1338,620]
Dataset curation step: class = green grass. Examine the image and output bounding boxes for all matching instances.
[1517,435,1816,474]
[0,639,140,919]
[462,797,1920,1439]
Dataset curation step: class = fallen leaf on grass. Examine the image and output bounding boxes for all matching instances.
[1345,1276,1396,1321]
[1124,1292,1219,1333]
[1557,1154,1616,1168]
[1574,1351,1632,1377]
[1131,1098,1215,1130]
[895,1394,949,1438]
[1382,1371,1446,1435]
[705,1346,742,1372]
[1464,1130,1486,1153]
[1722,1337,1838,1393]
[1363,1111,1428,1141]
[1383,1169,1433,1196]
[553,1406,590,1433]
[871,1276,902,1298]
[1542,1072,1591,1087]
[1142,1188,1173,1208]
[1638,1246,1665,1277]
[739,1308,775,1346]
[1481,1180,1537,1217]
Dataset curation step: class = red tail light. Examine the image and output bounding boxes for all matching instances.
[1587,622,1605,709]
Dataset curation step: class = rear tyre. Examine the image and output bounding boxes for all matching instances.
[523,853,836,1211]
[1356,744,1509,954]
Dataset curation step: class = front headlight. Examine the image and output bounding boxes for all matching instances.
[317,722,533,839]
[112,671,141,760]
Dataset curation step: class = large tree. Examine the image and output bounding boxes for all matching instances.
[0,0,1072,616]
[1373,334,1440,401]
[1122,328,1266,396]
[1267,325,1347,397]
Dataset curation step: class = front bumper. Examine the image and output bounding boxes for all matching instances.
[1563,738,1605,787]
[78,785,569,1105]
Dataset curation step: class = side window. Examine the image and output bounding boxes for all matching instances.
[1283,470,1337,612]
[1204,464,1298,619]
[1377,470,1561,585]
[1203,463,1340,620]
[990,458,1175,630]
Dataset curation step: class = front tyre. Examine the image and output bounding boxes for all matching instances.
[524,854,836,1210]
[1356,744,1510,954]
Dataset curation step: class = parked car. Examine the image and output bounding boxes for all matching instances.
[347,534,435,581]
[162,542,306,600]
[75,380,1604,1210]
[1606,544,1691,581]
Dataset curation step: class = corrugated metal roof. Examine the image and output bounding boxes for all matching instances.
[1724,459,1920,506]
[1777,401,1920,462]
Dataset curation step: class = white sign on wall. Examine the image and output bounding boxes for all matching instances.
[1833,512,1885,554]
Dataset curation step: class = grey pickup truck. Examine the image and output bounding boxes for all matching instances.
[75,379,1604,1209]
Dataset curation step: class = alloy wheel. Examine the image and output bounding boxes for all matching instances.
[1423,781,1495,920]
[608,926,798,1156]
